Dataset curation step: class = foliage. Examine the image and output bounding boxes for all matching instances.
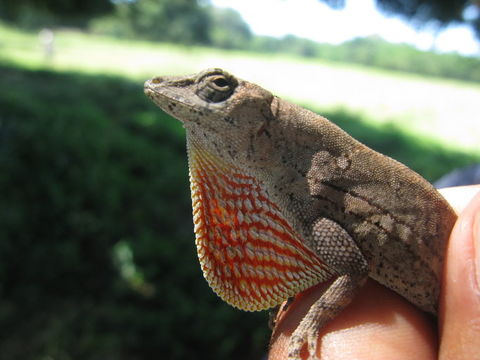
[322,0,480,38]
[333,35,480,81]
[208,7,253,50]
[90,0,252,49]
[109,0,212,44]
[0,0,113,27]
[250,34,480,83]
[0,63,479,359]
[374,0,479,38]
[2,0,479,40]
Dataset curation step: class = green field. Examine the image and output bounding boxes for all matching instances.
[1,23,479,360]
[1,23,479,152]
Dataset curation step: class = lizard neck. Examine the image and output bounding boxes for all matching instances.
[186,137,333,311]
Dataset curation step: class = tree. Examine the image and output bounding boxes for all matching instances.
[0,0,113,26]
[1,0,478,40]
[320,0,480,39]
[110,0,211,44]
[209,7,252,49]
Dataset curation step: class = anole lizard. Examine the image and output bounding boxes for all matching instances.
[144,68,457,359]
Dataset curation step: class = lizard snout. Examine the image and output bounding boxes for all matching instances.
[143,78,164,97]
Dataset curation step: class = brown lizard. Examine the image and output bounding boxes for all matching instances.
[144,68,457,359]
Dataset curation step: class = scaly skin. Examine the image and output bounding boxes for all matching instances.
[144,68,456,359]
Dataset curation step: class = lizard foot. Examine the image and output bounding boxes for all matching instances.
[285,272,368,360]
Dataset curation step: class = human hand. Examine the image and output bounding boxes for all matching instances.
[269,185,480,360]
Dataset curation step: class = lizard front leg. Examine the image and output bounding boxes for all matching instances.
[286,218,369,360]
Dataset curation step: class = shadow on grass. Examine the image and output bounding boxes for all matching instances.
[0,64,478,360]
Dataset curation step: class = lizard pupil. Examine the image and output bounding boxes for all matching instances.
[212,77,229,88]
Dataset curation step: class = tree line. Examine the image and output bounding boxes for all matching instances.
[2,0,478,39]
[248,35,480,83]
[88,0,480,83]
[2,0,479,83]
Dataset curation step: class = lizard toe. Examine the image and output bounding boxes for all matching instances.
[287,333,305,360]
[307,332,319,359]
[287,332,319,360]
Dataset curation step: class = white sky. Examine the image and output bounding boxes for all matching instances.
[211,0,480,55]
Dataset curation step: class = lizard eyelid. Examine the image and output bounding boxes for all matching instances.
[196,74,238,103]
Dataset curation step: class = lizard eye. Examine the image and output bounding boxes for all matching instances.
[196,73,238,103]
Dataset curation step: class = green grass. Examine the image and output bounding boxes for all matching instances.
[1,22,479,153]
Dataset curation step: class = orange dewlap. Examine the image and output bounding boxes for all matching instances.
[188,142,332,311]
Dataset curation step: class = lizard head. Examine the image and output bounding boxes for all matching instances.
[145,69,332,311]
[144,68,278,166]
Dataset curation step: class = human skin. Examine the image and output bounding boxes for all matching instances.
[269,185,480,360]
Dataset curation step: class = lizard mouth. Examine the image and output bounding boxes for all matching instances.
[187,139,333,311]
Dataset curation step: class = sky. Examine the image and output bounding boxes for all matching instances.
[211,0,480,56]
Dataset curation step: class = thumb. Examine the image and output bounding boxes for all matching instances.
[439,186,480,360]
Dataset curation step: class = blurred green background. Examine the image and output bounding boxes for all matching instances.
[0,1,479,359]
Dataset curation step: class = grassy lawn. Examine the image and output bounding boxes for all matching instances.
[1,23,479,153]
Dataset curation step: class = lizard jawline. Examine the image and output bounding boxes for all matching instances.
[187,139,332,311]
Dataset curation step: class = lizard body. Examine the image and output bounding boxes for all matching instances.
[144,69,457,359]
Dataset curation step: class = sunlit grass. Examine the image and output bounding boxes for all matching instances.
[1,22,479,153]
